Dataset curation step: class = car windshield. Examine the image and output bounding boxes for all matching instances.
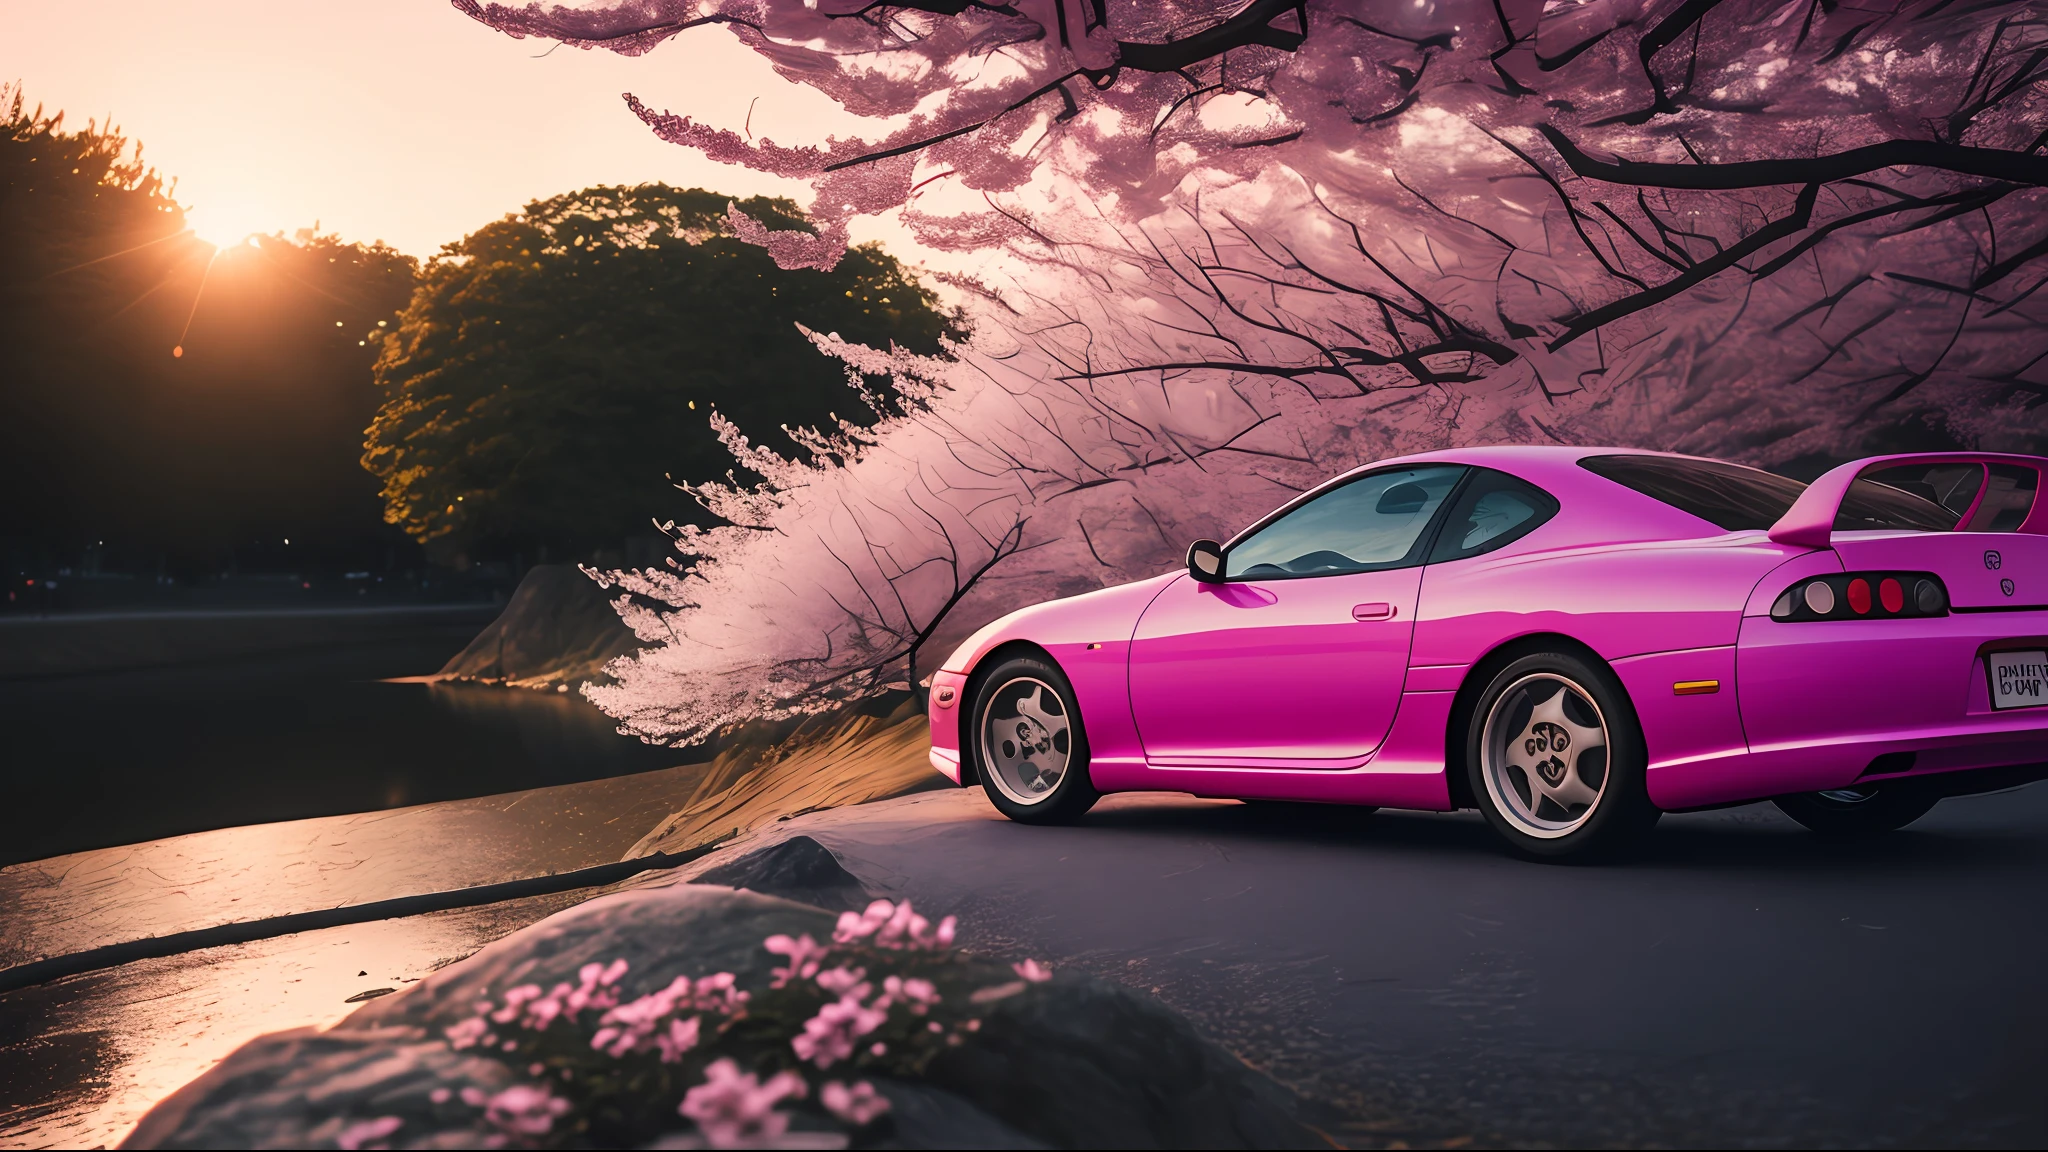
[1581,454,1959,534]
[1228,465,1465,578]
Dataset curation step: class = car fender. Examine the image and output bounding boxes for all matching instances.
[931,571,1183,785]
[936,570,1182,676]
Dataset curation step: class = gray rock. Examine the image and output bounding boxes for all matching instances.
[343,884,833,1036]
[691,836,873,913]
[864,1080,1045,1149]
[122,1027,518,1151]
[124,884,1312,1149]
[926,976,1311,1149]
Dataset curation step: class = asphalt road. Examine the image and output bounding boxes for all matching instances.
[779,783,2048,1148]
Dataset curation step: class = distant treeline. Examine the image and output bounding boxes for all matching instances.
[0,85,960,604]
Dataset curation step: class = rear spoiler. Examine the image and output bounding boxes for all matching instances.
[1768,452,2048,548]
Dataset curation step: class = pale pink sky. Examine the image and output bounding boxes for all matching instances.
[5,0,896,258]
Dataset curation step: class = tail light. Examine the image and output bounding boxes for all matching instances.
[1771,572,1948,622]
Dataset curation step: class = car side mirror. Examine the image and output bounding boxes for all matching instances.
[1186,539,1225,584]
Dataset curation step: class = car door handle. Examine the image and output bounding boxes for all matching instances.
[1352,602,1395,621]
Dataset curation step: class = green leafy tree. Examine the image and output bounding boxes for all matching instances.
[362,185,962,564]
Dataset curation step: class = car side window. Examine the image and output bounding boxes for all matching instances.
[1428,468,1559,563]
[1227,465,1466,580]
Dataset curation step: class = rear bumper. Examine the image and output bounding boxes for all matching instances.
[1651,711,2048,810]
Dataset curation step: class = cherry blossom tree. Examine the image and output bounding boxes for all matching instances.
[460,0,2048,743]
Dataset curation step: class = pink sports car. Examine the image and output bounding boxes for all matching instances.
[922,448,2048,859]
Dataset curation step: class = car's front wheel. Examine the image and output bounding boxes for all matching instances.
[1773,784,1938,836]
[1466,651,1660,861]
[969,655,1099,825]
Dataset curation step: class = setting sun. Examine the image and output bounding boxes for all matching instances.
[182,199,271,250]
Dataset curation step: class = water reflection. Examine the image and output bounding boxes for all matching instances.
[0,616,686,867]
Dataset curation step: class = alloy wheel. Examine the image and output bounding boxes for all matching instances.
[978,676,1072,806]
[1479,672,1612,839]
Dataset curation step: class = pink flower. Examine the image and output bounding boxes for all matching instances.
[1012,958,1053,983]
[336,1115,402,1150]
[765,934,830,988]
[679,1057,807,1148]
[561,959,628,1014]
[881,975,940,1014]
[791,993,888,1069]
[833,901,893,945]
[444,1016,490,1050]
[813,965,868,997]
[691,971,749,1015]
[429,1087,452,1104]
[593,977,687,1058]
[481,1083,571,1137]
[820,1080,892,1126]
[489,985,543,1025]
[589,968,741,1059]
[831,900,956,950]
[520,989,567,1031]
[655,1014,702,1064]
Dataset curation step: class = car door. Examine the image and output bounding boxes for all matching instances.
[1128,464,1466,765]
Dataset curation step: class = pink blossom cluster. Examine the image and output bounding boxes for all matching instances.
[457,1083,572,1138]
[466,959,631,1046]
[763,933,830,988]
[790,961,943,1069]
[445,959,632,1051]
[819,1080,891,1126]
[678,1057,808,1148]
[791,975,889,1070]
[833,899,956,951]
[418,906,1054,1147]
[591,972,747,1062]
[881,974,941,1014]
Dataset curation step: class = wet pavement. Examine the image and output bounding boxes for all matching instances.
[0,761,718,1149]
[0,762,710,970]
[0,890,588,1148]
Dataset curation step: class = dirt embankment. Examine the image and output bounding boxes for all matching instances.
[435,562,945,854]
[431,565,641,690]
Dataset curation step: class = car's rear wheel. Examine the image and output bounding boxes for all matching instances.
[1773,784,1938,836]
[970,655,1098,825]
[1466,651,1660,861]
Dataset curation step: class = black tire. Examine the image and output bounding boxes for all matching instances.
[1464,650,1661,861]
[968,655,1099,825]
[1773,784,1938,836]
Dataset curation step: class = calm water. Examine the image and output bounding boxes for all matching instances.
[0,609,686,867]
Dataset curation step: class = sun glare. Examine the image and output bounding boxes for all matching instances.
[183,201,272,250]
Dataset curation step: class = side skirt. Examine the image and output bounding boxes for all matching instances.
[1085,691,1457,810]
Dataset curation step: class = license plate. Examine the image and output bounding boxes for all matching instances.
[1988,650,2048,710]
